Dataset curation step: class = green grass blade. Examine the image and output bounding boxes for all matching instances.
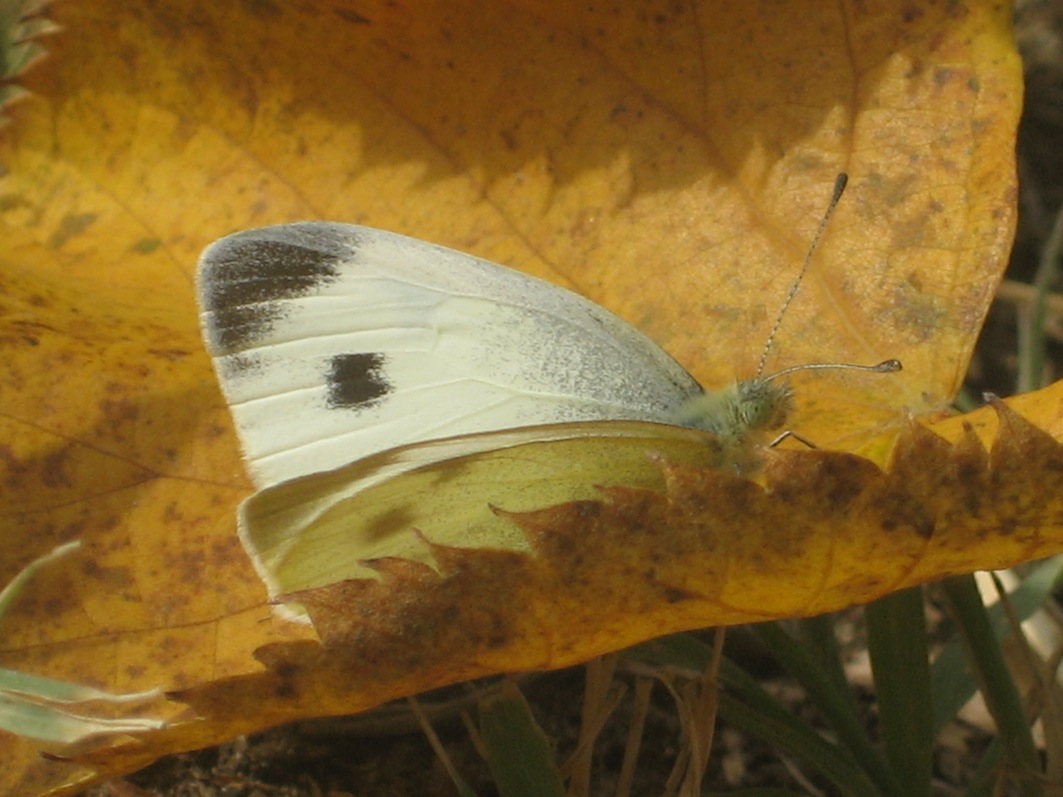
[478,679,566,797]
[942,575,1041,797]
[753,622,901,797]
[931,557,1063,735]
[865,587,933,797]
[716,687,881,797]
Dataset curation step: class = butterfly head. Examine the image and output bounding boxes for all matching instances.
[671,357,900,459]
[671,377,792,445]
[733,377,794,433]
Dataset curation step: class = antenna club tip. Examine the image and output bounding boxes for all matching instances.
[875,359,903,373]
[831,173,848,200]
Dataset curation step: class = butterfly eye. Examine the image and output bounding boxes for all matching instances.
[735,380,794,432]
[669,378,793,447]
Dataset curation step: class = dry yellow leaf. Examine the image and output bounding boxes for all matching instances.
[69,393,1063,788]
[0,0,1020,793]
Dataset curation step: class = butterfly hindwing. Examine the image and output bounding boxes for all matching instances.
[241,420,718,599]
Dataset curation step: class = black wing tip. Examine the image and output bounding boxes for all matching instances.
[197,223,369,354]
[199,222,357,273]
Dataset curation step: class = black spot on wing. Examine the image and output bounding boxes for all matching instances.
[327,352,392,409]
[198,223,357,354]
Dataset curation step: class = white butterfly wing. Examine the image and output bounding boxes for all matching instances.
[198,223,704,488]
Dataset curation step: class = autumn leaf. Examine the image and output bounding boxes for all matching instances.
[63,393,1063,790]
[0,0,1020,794]
[0,543,167,746]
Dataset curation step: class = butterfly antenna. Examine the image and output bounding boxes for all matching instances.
[755,173,849,379]
[764,358,902,383]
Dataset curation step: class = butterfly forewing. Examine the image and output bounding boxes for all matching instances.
[198,223,703,488]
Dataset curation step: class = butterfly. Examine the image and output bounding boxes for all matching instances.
[197,179,898,617]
